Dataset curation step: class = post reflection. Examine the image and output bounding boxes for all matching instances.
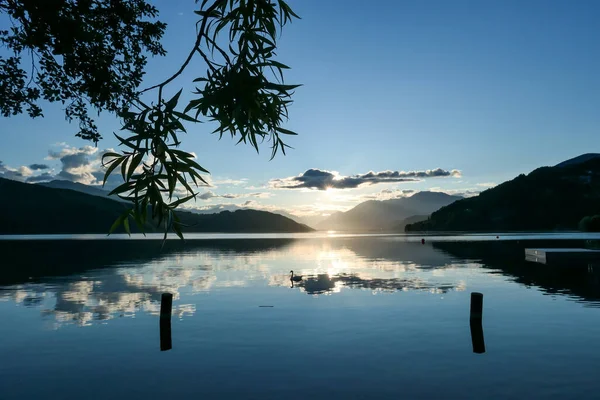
[160,293,173,352]
[469,320,486,354]
[160,319,172,351]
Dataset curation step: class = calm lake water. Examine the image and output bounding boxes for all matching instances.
[2,233,600,399]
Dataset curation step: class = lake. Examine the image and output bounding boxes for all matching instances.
[2,233,600,399]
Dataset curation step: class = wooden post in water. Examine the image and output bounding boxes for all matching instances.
[160,293,173,351]
[470,292,483,321]
[160,293,173,319]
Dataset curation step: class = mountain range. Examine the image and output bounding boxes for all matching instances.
[30,180,462,233]
[39,180,124,200]
[406,154,600,232]
[0,177,313,234]
[316,191,462,232]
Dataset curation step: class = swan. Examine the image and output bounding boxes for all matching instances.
[290,270,303,282]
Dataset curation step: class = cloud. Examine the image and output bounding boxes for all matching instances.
[2,144,210,194]
[211,178,249,187]
[43,145,127,189]
[269,168,461,190]
[43,145,102,185]
[361,189,416,201]
[197,190,272,201]
[0,161,35,181]
[47,145,98,160]
[17,166,33,177]
[199,191,217,200]
[29,164,49,170]
[476,182,497,188]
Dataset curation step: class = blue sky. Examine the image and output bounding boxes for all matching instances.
[1,0,599,219]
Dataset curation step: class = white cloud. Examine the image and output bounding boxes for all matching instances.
[360,188,416,201]
[212,178,249,186]
[46,145,98,160]
[196,190,272,201]
[17,166,33,177]
[0,161,44,182]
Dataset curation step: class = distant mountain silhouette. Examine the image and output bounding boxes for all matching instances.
[38,180,317,225]
[177,209,313,233]
[395,214,429,231]
[406,155,600,232]
[555,153,600,168]
[38,179,122,199]
[316,191,461,232]
[38,179,320,227]
[0,177,313,234]
[189,203,304,223]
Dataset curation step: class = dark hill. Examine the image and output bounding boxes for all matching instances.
[406,157,600,232]
[39,180,117,199]
[555,153,600,168]
[0,177,313,234]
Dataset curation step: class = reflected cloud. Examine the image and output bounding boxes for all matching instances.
[1,238,470,327]
[277,273,461,295]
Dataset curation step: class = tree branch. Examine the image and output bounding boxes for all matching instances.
[139,1,221,94]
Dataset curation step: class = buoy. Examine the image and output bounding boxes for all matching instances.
[421,238,425,245]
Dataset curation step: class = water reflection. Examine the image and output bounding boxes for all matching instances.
[434,240,600,306]
[0,239,469,327]
[4,237,600,328]
[291,273,460,295]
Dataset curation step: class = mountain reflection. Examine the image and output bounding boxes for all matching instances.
[433,239,600,306]
[0,238,468,327]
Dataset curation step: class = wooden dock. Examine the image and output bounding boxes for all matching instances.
[525,248,600,265]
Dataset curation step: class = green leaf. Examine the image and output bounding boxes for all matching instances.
[102,152,122,161]
[121,154,129,180]
[275,126,297,135]
[172,111,201,123]
[123,217,131,235]
[109,181,135,196]
[269,60,290,70]
[127,152,144,181]
[265,83,302,92]
[169,193,197,208]
[102,157,124,186]
[165,89,182,111]
[108,217,122,235]
[132,209,146,235]
[108,211,129,235]
[114,133,137,150]
[172,212,184,240]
